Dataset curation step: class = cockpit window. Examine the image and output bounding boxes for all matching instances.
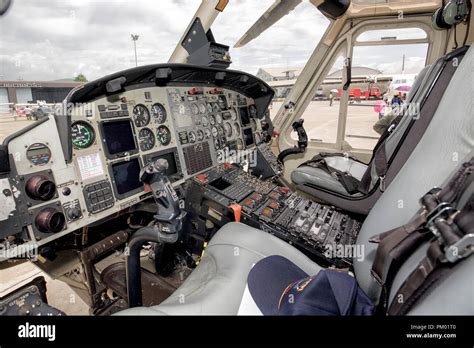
[212,1,330,75]
[357,28,428,42]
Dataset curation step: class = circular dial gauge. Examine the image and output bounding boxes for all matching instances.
[249,104,258,118]
[224,123,233,137]
[215,114,223,124]
[71,121,95,149]
[233,122,241,135]
[157,125,172,146]
[204,129,211,139]
[217,126,224,136]
[151,103,167,123]
[209,115,216,125]
[230,110,237,121]
[133,104,150,127]
[198,103,207,114]
[214,138,220,149]
[26,143,51,166]
[201,116,210,127]
[188,131,197,143]
[207,103,213,113]
[138,128,155,151]
[212,103,220,113]
[191,103,199,115]
[218,96,227,110]
[197,130,205,141]
[211,126,218,138]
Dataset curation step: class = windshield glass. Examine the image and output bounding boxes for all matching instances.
[0,0,199,81]
[213,1,329,75]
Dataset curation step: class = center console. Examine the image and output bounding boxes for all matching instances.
[183,146,362,267]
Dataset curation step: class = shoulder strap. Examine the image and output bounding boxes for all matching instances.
[388,192,474,315]
[369,157,474,311]
[359,51,464,195]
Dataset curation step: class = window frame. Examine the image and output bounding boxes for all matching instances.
[278,16,444,158]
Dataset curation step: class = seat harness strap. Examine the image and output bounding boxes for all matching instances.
[298,153,362,195]
[369,157,474,312]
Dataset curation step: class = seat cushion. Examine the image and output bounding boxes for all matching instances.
[292,156,367,196]
[117,222,322,315]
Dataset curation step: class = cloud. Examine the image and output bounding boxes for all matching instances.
[0,0,199,80]
[0,0,427,82]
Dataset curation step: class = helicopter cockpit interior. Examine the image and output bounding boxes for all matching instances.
[0,0,472,321]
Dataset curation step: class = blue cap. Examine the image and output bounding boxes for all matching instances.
[247,255,374,316]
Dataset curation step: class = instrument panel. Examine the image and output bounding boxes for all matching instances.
[0,81,270,258]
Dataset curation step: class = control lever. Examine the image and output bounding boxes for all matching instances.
[126,158,184,308]
[140,158,183,236]
[277,119,308,164]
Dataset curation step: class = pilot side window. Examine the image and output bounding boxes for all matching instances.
[289,52,346,145]
[343,28,429,151]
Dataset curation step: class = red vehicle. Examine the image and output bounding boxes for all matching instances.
[338,86,382,100]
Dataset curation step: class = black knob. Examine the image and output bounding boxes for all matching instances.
[25,176,56,201]
[67,207,81,220]
[35,208,66,233]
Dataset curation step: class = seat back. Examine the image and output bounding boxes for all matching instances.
[362,46,469,193]
[354,45,474,314]
[293,47,469,215]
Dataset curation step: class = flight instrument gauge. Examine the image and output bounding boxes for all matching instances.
[157,126,172,146]
[197,130,204,141]
[201,116,210,127]
[71,121,95,149]
[224,123,233,137]
[26,143,51,166]
[215,114,223,124]
[233,122,241,135]
[209,115,216,125]
[204,129,211,139]
[191,103,199,115]
[188,131,197,143]
[217,126,224,136]
[230,110,237,121]
[212,103,220,113]
[151,103,167,123]
[218,95,227,110]
[211,126,218,138]
[198,103,207,114]
[133,104,150,127]
[207,103,213,113]
[138,128,155,151]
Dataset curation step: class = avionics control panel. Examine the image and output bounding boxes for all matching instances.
[186,164,362,267]
[0,64,274,259]
[167,86,261,177]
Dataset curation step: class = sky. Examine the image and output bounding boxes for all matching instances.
[0,0,426,82]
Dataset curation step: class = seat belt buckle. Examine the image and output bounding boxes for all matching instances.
[445,233,474,263]
[426,203,457,236]
[379,176,386,192]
